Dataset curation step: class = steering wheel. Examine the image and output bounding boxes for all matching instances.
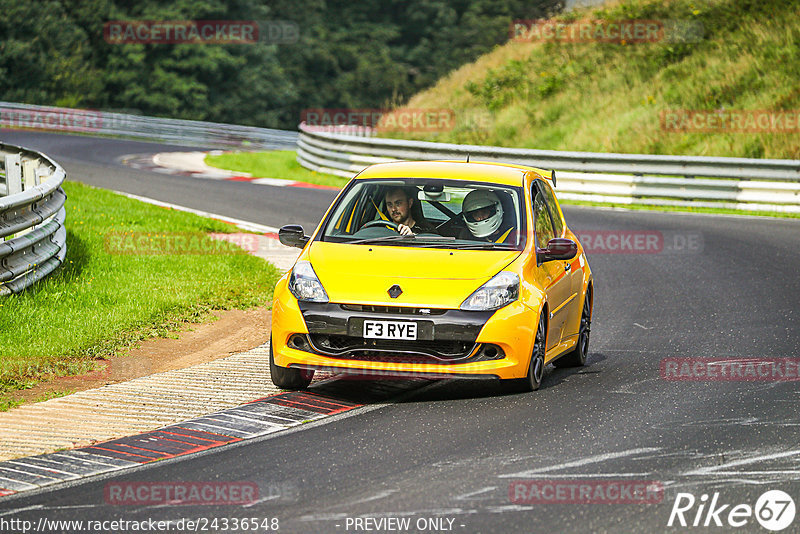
[361,220,401,232]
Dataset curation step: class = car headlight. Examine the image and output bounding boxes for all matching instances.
[288,261,329,303]
[460,271,519,311]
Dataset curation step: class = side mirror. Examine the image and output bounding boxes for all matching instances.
[538,238,577,263]
[279,224,309,249]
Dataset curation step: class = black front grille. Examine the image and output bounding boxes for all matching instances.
[309,334,474,360]
[327,351,450,365]
[294,333,505,365]
[298,302,495,346]
[340,304,447,316]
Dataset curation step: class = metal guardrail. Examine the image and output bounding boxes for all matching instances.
[0,101,298,150]
[0,143,67,296]
[296,123,800,213]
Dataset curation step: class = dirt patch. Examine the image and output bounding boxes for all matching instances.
[9,307,272,406]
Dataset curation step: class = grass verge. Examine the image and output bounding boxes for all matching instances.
[205,150,349,188]
[389,0,800,160]
[0,181,281,409]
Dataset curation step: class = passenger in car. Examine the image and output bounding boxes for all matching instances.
[459,190,515,243]
[384,186,437,235]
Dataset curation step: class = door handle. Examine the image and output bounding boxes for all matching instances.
[564,262,571,272]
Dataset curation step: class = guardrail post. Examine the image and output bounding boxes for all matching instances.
[4,154,22,195]
[22,160,39,190]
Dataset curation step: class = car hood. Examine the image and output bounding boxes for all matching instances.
[306,241,521,308]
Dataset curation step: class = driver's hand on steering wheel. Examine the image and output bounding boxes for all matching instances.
[397,224,414,236]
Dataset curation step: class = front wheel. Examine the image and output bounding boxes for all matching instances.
[553,289,591,368]
[507,311,546,392]
[269,336,314,390]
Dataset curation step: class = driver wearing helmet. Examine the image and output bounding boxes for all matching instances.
[459,189,514,243]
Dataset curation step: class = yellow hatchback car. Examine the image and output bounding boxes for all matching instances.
[271,161,593,392]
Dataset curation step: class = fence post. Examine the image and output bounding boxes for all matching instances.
[22,159,39,190]
[4,154,22,195]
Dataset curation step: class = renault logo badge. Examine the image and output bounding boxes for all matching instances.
[388,284,402,298]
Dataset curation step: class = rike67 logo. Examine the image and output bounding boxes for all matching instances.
[668,490,796,531]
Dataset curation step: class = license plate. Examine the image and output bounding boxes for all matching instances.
[363,320,418,340]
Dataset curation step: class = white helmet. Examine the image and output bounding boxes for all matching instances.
[462,190,503,238]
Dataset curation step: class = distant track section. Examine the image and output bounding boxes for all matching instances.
[0,101,297,150]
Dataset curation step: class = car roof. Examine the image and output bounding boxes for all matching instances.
[356,160,552,187]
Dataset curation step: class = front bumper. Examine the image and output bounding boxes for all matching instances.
[272,278,536,379]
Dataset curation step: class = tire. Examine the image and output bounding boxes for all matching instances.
[269,335,314,390]
[553,288,592,368]
[507,310,547,392]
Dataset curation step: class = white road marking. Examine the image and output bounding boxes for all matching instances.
[0,505,43,517]
[454,486,497,501]
[497,447,661,478]
[5,460,79,479]
[703,470,800,475]
[251,177,299,186]
[684,449,800,476]
[242,494,282,508]
[486,504,535,513]
[608,377,662,394]
[111,191,279,234]
[342,489,399,507]
[505,472,653,478]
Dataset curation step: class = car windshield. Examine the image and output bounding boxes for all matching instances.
[319,178,526,250]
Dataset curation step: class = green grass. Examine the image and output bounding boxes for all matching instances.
[0,398,22,412]
[0,181,281,408]
[205,150,349,188]
[391,0,800,160]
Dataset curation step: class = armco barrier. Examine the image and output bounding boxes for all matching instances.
[0,143,67,295]
[296,123,800,213]
[0,101,298,150]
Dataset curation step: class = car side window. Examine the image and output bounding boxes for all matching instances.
[533,185,555,249]
[538,180,564,237]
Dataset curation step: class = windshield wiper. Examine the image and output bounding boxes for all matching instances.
[349,235,417,245]
[446,242,519,250]
[349,235,457,246]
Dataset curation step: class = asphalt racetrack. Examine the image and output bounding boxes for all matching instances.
[2,131,799,533]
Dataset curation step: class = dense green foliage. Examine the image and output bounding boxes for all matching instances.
[393,0,800,159]
[0,0,562,129]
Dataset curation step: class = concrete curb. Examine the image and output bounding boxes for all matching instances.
[119,151,340,190]
[0,385,361,499]
[0,376,433,501]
